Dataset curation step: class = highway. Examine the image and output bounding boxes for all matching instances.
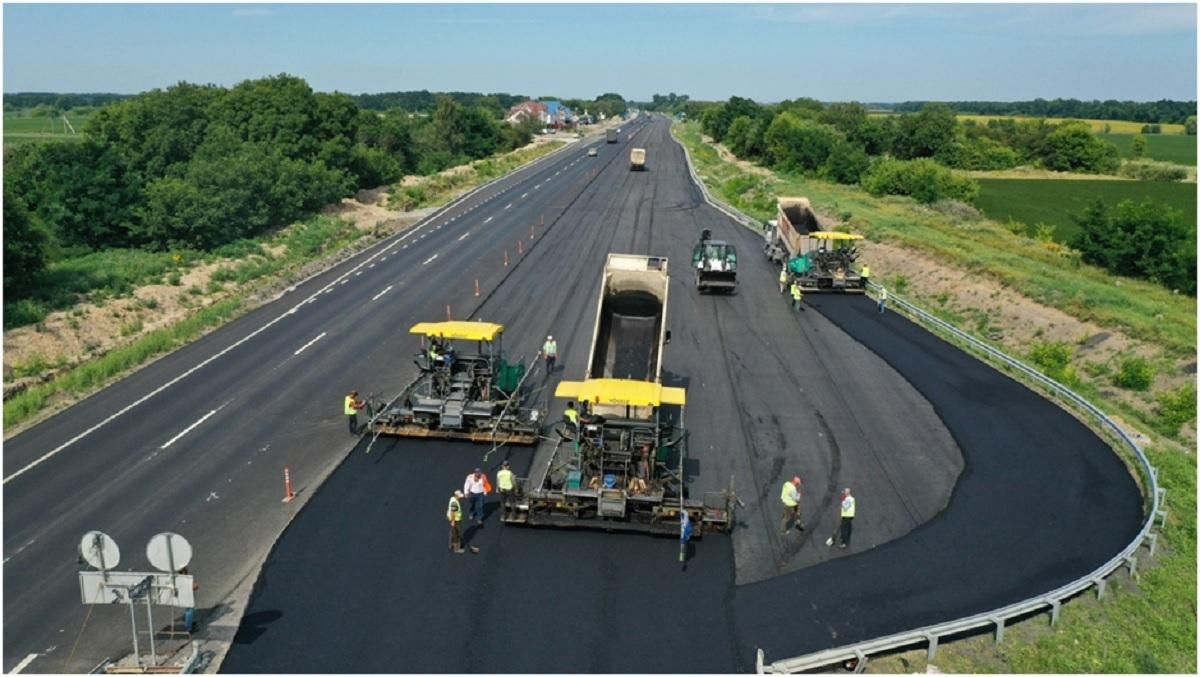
[4,115,1143,673]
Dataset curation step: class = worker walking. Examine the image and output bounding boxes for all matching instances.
[543,335,558,374]
[778,266,788,294]
[779,475,804,535]
[344,390,365,435]
[496,460,516,518]
[447,490,466,554]
[463,468,492,524]
[827,488,856,549]
[878,286,888,314]
[790,281,805,313]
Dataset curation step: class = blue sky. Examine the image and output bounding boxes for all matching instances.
[3,3,1196,101]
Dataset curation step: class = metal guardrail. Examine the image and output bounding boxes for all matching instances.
[667,123,1166,675]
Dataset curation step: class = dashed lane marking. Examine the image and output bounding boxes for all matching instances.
[293,331,328,355]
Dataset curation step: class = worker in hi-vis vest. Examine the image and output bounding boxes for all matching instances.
[779,476,803,535]
[344,390,365,435]
[447,491,465,554]
[790,282,805,313]
[496,460,516,518]
[778,266,788,294]
[828,488,856,549]
[878,286,888,315]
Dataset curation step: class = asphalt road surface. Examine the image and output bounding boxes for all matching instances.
[218,116,1142,672]
[5,115,1142,673]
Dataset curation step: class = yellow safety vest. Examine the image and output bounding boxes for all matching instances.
[841,495,856,518]
[565,408,578,424]
[880,288,888,301]
[779,268,788,283]
[861,265,870,278]
[497,469,515,491]
[790,284,803,301]
[447,497,462,523]
[344,396,357,416]
[780,481,799,507]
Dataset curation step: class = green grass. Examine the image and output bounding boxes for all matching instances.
[974,178,1197,244]
[388,141,565,211]
[674,121,1195,359]
[4,297,244,427]
[1100,133,1197,165]
[4,109,90,146]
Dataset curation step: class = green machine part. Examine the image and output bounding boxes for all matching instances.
[495,358,526,395]
[787,255,812,275]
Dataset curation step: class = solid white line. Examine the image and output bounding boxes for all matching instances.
[458,232,471,241]
[484,216,493,224]
[11,654,38,674]
[160,407,221,449]
[293,331,327,355]
[371,285,393,302]
[422,254,439,265]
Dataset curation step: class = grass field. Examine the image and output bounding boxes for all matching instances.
[1100,133,1197,165]
[975,178,1197,244]
[3,110,90,146]
[957,114,1186,135]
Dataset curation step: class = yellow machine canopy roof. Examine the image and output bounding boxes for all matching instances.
[555,378,686,407]
[409,321,504,342]
[811,231,864,241]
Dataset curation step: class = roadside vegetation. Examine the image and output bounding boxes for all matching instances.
[674,118,1196,674]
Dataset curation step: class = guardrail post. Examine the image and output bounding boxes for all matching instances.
[1155,508,1169,527]
[1094,577,1107,600]
[1146,531,1159,557]
[925,633,939,660]
[755,648,766,674]
[853,650,867,674]
[991,616,1005,644]
[1048,599,1061,626]
[1125,554,1138,577]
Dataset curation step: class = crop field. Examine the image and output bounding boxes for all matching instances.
[956,114,1186,135]
[975,178,1197,243]
[3,110,90,146]
[1100,133,1197,165]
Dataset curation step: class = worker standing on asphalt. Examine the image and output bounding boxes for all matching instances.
[860,264,870,287]
[779,475,804,535]
[344,390,365,435]
[496,460,516,518]
[463,468,492,524]
[543,335,558,374]
[790,281,805,313]
[827,488,856,549]
[878,286,888,314]
[778,266,788,294]
[447,490,465,554]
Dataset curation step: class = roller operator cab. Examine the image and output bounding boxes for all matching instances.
[692,229,737,294]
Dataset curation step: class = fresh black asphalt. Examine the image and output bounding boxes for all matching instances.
[218,117,1144,672]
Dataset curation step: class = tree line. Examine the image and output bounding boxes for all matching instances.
[352,90,527,114]
[3,74,547,296]
[889,98,1197,127]
[3,92,132,111]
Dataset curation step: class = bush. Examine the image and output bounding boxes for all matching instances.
[1028,340,1078,385]
[1071,198,1196,294]
[1156,385,1196,431]
[1113,356,1155,391]
[1117,160,1187,182]
[859,158,979,204]
[1040,122,1120,174]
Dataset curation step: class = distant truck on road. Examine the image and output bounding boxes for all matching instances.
[630,147,646,171]
[606,128,618,143]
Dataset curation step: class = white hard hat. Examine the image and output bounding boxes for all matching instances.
[547,335,553,340]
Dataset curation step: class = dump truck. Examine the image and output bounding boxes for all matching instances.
[606,128,618,143]
[504,254,737,535]
[630,147,646,171]
[691,229,737,293]
[767,198,865,293]
[365,321,541,445]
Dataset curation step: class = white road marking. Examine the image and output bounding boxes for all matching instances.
[11,654,39,673]
[402,244,409,249]
[458,232,471,241]
[293,332,327,355]
[504,203,512,209]
[484,216,493,224]
[422,254,439,265]
[355,271,363,276]
[368,263,376,269]
[521,192,528,198]
[371,285,393,302]
[534,184,540,190]
[380,256,387,261]
[160,406,222,449]
[2,539,37,565]
[340,279,348,285]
